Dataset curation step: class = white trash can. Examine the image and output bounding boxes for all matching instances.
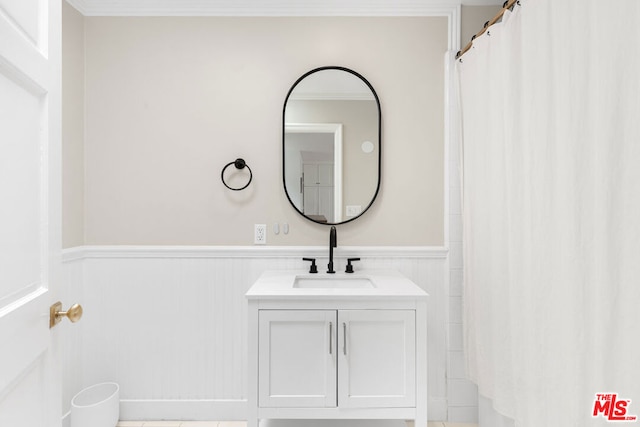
[71,382,120,427]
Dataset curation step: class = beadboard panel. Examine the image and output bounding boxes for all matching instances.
[60,256,84,422]
[61,246,448,420]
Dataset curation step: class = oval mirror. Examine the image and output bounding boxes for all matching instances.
[283,67,381,225]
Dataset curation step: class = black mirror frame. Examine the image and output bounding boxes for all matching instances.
[282,66,381,226]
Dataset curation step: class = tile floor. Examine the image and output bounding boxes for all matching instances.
[116,422,477,427]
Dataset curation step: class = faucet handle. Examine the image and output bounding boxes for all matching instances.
[302,258,318,274]
[345,258,361,273]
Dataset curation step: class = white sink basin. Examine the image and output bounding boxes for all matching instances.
[293,275,375,289]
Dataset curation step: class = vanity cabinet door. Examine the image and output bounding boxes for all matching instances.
[258,310,337,408]
[337,310,416,408]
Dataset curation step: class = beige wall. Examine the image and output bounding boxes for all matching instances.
[62,1,85,248]
[62,9,498,247]
[81,16,447,246]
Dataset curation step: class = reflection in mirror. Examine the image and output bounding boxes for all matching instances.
[283,67,381,225]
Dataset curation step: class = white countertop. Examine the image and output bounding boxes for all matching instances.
[245,269,428,300]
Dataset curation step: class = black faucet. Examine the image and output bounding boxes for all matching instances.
[327,226,337,274]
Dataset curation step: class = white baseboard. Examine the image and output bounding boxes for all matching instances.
[119,398,447,422]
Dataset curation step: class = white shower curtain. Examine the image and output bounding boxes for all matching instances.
[457,1,640,426]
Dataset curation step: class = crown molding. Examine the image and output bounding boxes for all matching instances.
[64,0,462,50]
[65,0,89,15]
[65,0,468,17]
[65,0,501,17]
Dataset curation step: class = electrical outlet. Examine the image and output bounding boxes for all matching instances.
[254,224,267,244]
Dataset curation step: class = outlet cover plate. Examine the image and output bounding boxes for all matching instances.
[254,224,267,244]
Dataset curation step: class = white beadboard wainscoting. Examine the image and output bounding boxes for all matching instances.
[61,246,450,422]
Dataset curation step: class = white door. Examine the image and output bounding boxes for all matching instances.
[258,310,337,408]
[317,163,334,187]
[0,0,62,425]
[302,163,335,222]
[338,310,416,408]
[316,163,334,222]
[302,163,320,216]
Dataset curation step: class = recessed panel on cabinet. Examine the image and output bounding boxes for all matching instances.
[338,310,416,408]
[258,310,337,408]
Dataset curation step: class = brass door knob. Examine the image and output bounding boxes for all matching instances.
[50,301,83,328]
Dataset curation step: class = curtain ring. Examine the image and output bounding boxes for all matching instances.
[221,158,252,191]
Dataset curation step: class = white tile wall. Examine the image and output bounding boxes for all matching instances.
[445,57,478,421]
[448,380,478,407]
[448,242,463,270]
[449,270,463,297]
[449,296,463,323]
[448,407,479,424]
[448,323,463,352]
[447,351,466,380]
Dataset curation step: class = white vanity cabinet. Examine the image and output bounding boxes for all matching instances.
[258,309,415,409]
[246,270,428,427]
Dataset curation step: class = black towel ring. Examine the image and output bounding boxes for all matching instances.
[221,158,252,191]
